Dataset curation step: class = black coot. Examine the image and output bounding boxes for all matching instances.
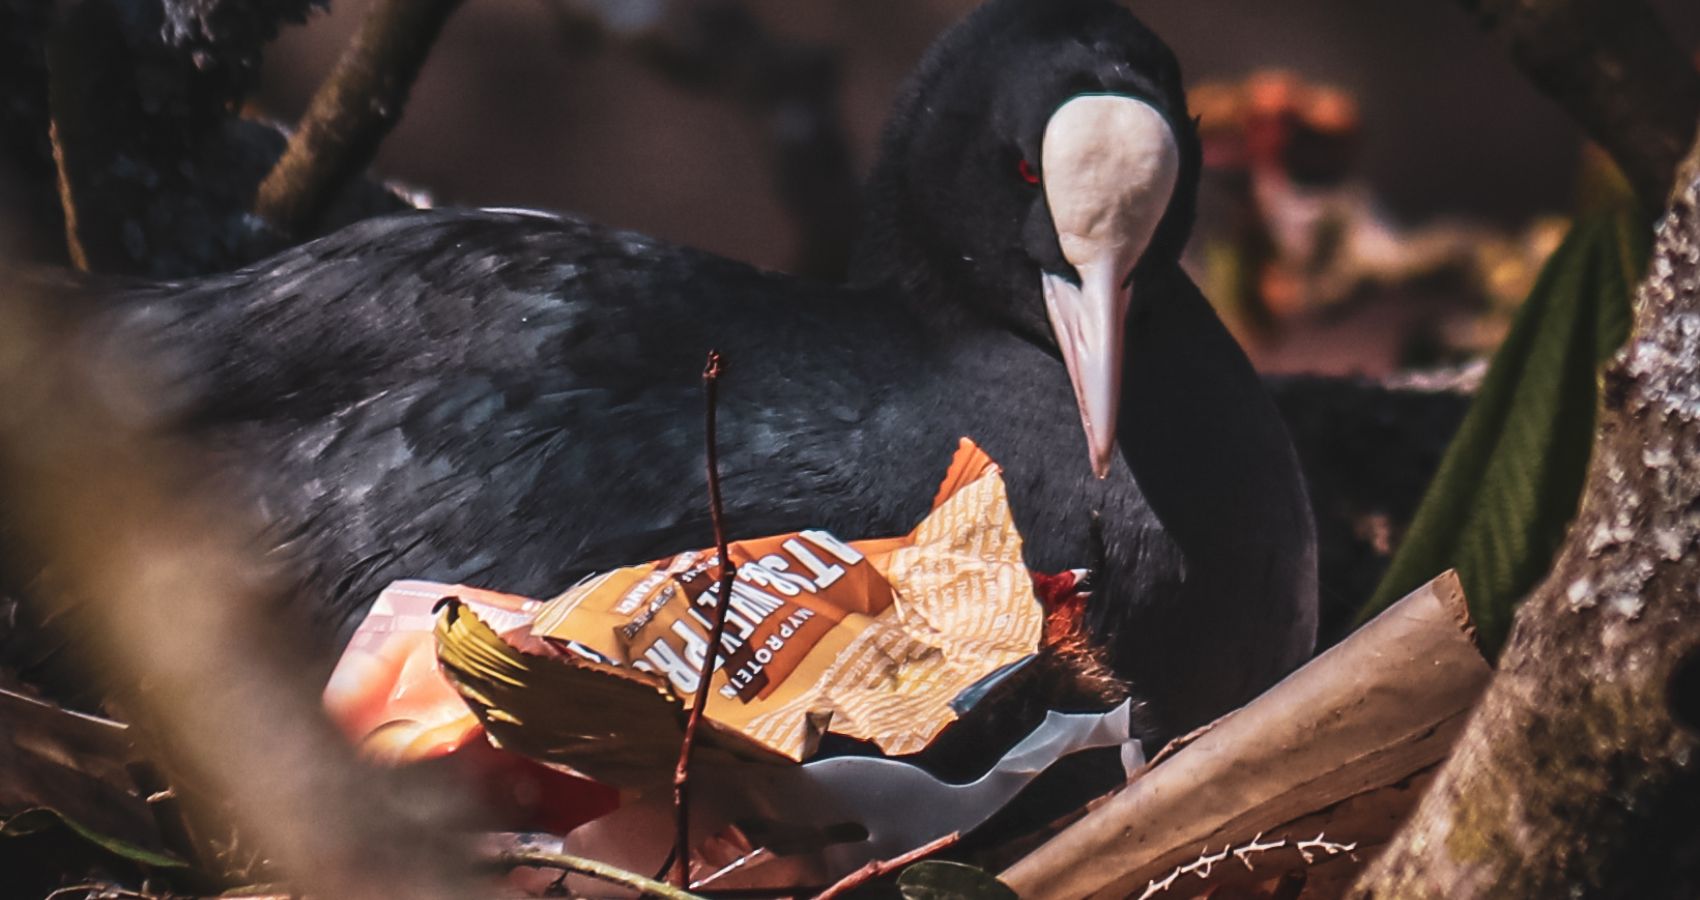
[75,0,1316,742]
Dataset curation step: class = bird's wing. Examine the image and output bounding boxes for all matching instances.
[89,209,922,632]
[92,208,763,424]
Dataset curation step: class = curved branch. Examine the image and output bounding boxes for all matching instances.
[492,844,707,900]
[254,0,463,237]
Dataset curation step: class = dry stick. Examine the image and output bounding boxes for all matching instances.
[496,847,708,900]
[810,831,963,900]
[45,121,89,271]
[43,5,128,273]
[673,350,738,888]
[254,0,464,237]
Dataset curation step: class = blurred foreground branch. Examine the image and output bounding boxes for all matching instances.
[0,281,478,898]
[1455,0,1700,207]
[255,0,464,237]
[1349,119,1700,897]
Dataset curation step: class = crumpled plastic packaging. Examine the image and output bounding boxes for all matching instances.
[432,437,1047,786]
[324,581,538,762]
[563,701,1140,890]
[326,439,1051,778]
[322,583,620,832]
[322,437,1136,881]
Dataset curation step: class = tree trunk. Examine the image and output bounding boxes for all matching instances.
[1350,121,1700,897]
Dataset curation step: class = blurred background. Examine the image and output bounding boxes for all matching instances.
[253,0,1700,376]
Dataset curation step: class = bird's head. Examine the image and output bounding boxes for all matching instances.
[857,0,1201,477]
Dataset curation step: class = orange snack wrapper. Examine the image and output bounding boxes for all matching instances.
[323,584,622,833]
[436,438,1046,786]
[323,581,541,761]
[528,437,1042,762]
[329,438,1047,790]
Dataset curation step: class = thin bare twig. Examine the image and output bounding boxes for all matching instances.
[44,4,127,273]
[496,846,708,900]
[811,831,962,900]
[1132,832,1357,899]
[673,350,738,888]
[43,885,153,900]
[254,0,464,237]
[45,123,88,271]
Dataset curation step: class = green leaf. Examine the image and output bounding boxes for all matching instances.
[1355,204,1650,654]
[1596,204,1650,359]
[2,807,187,869]
[897,861,1018,900]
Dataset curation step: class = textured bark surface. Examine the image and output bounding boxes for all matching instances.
[1350,126,1700,898]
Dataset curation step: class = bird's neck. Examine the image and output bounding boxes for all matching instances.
[849,155,958,325]
[848,228,1025,346]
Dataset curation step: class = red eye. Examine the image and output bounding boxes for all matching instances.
[1018,158,1040,184]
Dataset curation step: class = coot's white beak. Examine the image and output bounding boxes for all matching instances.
[1039,95,1180,478]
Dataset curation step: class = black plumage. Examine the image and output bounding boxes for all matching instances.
[47,0,1315,743]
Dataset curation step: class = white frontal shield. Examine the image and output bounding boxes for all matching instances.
[1039,95,1180,477]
